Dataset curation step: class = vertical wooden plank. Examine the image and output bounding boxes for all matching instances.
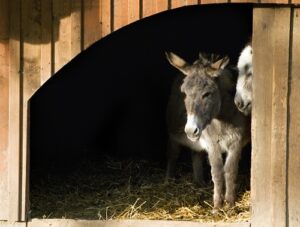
[113,0,140,32]
[251,8,275,227]
[71,0,82,55]
[113,0,128,31]
[41,0,52,83]
[99,0,111,37]
[252,8,290,227]
[170,0,198,9]
[142,0,168,18]
[22,0,43,220]
[288,8,300,227]
[84,0,101,49]
[0,0,9,220]
[53,0,72,73]
[128,0,140,24]
[8,0,21,222]
[269,8,290,227]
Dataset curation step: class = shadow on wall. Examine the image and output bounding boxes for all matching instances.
[11,1,85,44]
[29,4,253,172]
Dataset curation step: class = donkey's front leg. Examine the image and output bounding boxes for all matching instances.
[208,148,224,210]
[224,147,242,207]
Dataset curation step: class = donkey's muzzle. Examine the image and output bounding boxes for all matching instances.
[234,96,251,116]
[185,126,200,142]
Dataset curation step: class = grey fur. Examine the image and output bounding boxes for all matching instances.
[165,52,250,210]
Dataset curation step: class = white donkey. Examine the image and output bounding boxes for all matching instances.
[234,44,253,116]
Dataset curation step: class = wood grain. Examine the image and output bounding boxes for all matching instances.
[113,0,139,31]
[99,0,111,37]
[71,0,82,54]
[251,8,275,227]
[142,0,168,18]
[269,8,290,227]
[288,8,300,227]
[41,0,52,82]
[53,0,72,72]
[84,0,100,49]
[170,0,198,9]
[8,0,21,222]
[114,0,128,31]
[252,8,291,227]
[0,0,9,220]
[22,0,44,220]
[200,0,228,4]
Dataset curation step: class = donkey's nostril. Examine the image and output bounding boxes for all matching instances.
[234,96,243,109]
[193,128,200,136]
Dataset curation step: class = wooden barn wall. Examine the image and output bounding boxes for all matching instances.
[0,0,9,220]
[1,0,260,221]
[0,0,299,224]
[252,7,300,227]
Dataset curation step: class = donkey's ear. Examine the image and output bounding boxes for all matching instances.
[165,52,191,76]
[210,56,230,70]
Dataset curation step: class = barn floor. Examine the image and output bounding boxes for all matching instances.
[29,155,250,222]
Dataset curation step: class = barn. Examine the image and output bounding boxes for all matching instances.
[0,0,299,227]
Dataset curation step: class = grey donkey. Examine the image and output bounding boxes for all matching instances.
[165,52,251,210]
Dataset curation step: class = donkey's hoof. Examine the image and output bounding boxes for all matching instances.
[225,197,236,208]
[212,208,221,215]
[164,177,176,185]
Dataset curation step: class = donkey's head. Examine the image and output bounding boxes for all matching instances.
[166,52,230,142]
[234,45,252,116]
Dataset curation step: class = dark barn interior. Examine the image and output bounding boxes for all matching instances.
[29,4,253,220]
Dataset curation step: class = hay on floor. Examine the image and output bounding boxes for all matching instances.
[30,156,250,222]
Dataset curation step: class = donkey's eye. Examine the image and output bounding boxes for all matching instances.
[202,92,211,98]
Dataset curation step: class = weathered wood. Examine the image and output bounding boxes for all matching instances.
[231,0,257,3]
[27,219,250,227]
[128,0,140,24]
[170,0,198,9]
[288,8,300,227]
[269,8,290,227]
[201,0,228,4]
[0,221,26,227]
[113,0,128,31]
[292,0,300,4]
[142,0,168,18]
[8,0,21,222]
[252,8,291,227]
[260,0,288,4]
[0,0,9,220]
[53,0,72,73]
[251,8,275,227]
[22,0,44,221]
[41,0,52,82]
[99,0,111,37]
[83,0,101,49]
[71,0,82,55]
[113,0,140,31]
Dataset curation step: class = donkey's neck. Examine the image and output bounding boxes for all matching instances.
[215,68,240,122]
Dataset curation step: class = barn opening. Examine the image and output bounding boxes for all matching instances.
[29,4,253,221]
